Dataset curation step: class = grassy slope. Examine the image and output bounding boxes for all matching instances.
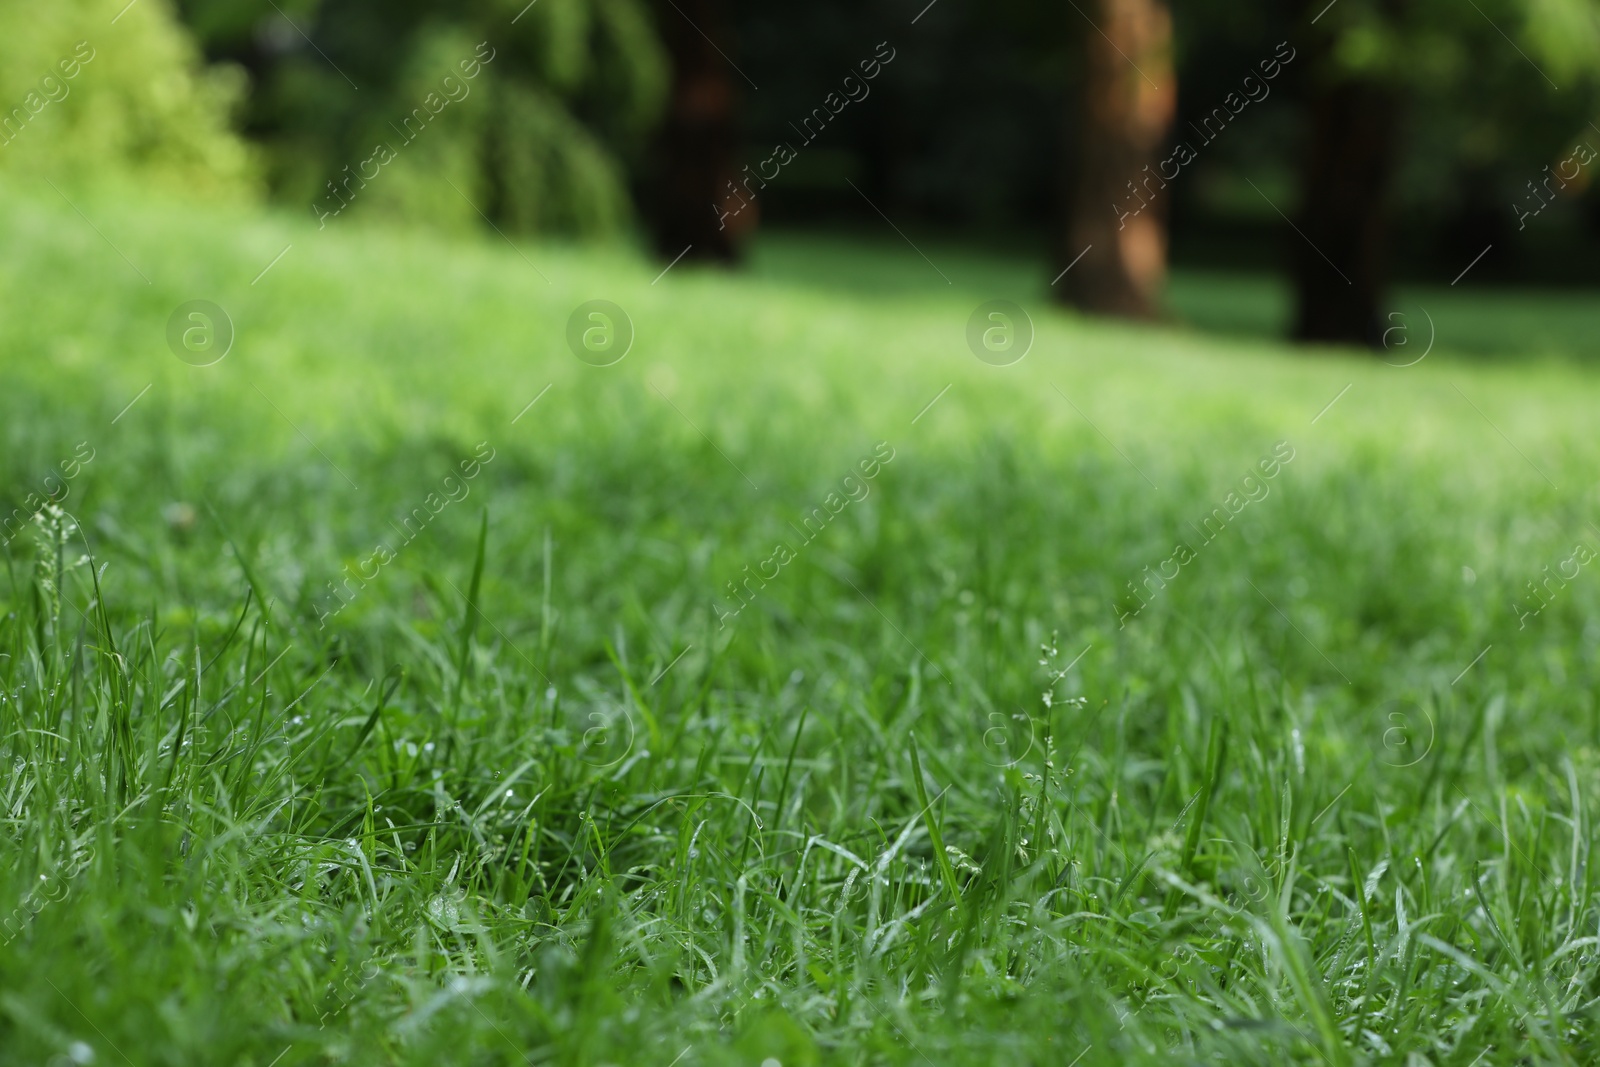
[1,185,1599,1066]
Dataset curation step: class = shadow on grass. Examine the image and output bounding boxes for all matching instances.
[1166,269,1600,366]
[745,228,1600,365]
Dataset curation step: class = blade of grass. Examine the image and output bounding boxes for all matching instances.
[451,509,490,723]
[1164,714,1229,919]
[909,733,961,902]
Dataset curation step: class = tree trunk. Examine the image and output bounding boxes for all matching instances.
[646,0,749,262]
[1440,165,1512,283]
[1291,77,1398,346]
[1060,0,1176,319]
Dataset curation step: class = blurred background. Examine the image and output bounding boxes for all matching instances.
[4,0,1599,352]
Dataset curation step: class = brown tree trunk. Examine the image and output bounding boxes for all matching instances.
[1060,0,1176,319]
[646,0,750,263]
[1291,78,1397,345]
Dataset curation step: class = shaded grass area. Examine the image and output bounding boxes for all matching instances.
[745,229,1600,365]
[1164,270,1600,364]
[2,185,1600,1065]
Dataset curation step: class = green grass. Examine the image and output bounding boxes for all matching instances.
[1163,268,1600,364]
[3,182,1600,1066]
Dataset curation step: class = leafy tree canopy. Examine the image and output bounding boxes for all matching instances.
[177,0,668,235]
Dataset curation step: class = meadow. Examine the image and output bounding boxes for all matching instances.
[2,184,1599,1066]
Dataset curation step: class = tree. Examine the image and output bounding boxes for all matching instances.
[645,0,748,262]
[1289,16,1399,346]
[1060,0,1177,319]
[174,0,666,237]
[1288,0,1600,345]
[0,0,251,196]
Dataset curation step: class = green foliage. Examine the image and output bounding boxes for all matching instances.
[477,76,635,234]
[0,0,254,196]
[1521,0,1600,82]
[1396,0,1600,225]
[1185,0,1600,241]
[176,0,667,237]
[1189,0,1600,96]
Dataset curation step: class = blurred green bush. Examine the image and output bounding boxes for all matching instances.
[177,0,667,237]
[0,0,255,196]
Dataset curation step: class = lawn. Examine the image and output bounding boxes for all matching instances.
[2,184,1598,1066]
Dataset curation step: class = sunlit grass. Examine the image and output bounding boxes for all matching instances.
[1,184,1599,1065]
